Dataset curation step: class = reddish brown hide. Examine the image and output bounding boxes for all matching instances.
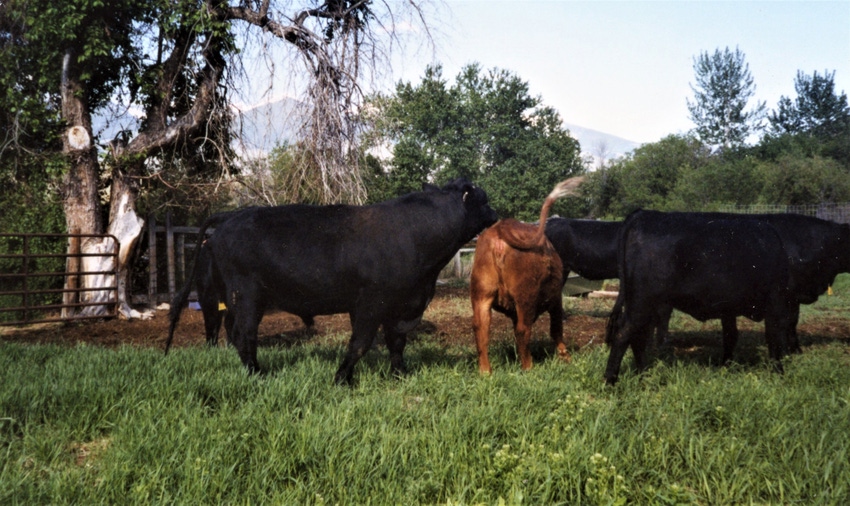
[469,178,583,373]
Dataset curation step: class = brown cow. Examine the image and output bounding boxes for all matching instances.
[470,178,583,374]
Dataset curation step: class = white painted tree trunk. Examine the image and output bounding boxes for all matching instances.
[76,193,153,320]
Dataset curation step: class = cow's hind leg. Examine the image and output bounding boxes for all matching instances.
[787,305,802,354]
[229,288,262,374]
[201,294,223,346]
[764,313,793,375]
[605,315,653,385]
[548,303,570,363]
[629,324,653,372]
[472,294,495,374]
[383,323,409,378]
[720,315,739,364]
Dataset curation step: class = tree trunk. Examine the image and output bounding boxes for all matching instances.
[60,48,150,320]
[105,166,148,319]
[60,48,101,317]
[60,49,102,237]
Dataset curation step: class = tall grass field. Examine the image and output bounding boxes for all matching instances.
[2,276,850,504]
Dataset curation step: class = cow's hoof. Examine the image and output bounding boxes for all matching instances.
[391,365,409,379]
[334,370,354,386]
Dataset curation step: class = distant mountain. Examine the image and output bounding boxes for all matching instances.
[563,123,641,167]
[94,98,641,166]
[233,99,643,165]
[233,97,303,156]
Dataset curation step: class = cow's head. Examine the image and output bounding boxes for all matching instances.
[438,178,498,239]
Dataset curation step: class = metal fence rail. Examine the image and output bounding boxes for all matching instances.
[0,233,120,326]
[715,203,850,224]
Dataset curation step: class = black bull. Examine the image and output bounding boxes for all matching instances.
[604,210,800,385]
[167,179,498,384]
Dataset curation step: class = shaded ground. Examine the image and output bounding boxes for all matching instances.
[0,284,605,351]
[2,283,849,369]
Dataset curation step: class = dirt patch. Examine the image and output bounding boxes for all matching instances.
[1,284,846,358]
[0,285,606,351]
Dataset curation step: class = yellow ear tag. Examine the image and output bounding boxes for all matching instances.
[218,302,227,311]
[828,285,834,296]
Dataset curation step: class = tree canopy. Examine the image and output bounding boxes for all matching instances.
[687,46,766,149]
[363,63,586,220]
[0,0,432,317]
[769,70,850,140]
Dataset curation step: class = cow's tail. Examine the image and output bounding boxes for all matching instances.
[165,212,233,355]
[502,176,585,249]
[604,209,639,345]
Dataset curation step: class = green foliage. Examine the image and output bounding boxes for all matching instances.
[757,152,850,205]
[0,171,66,321]
[687,46,766,149]
[364,63,585,219]
[585,134,711,216]
[667,155,762,210]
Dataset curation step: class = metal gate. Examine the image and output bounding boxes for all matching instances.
[0,233,120,326]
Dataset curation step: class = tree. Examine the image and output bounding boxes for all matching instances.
[769,70,850,139]
[587,134,711,216]
[0,0,430,318]
[364,63,585,220]
[687,46,766,149]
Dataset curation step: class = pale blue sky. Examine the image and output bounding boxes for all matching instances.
[391,1,850,144]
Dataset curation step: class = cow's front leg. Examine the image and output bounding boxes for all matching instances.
[334,314,380,386]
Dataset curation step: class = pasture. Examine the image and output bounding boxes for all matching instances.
[1,275,849,504]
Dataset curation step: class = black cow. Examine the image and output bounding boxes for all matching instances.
[612,212,850,354]
[604,210,795,384]
[167,179,498,385]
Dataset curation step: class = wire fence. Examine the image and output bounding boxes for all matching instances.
[714,203,850,225]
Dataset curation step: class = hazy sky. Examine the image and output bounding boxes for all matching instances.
[389,1,850,144]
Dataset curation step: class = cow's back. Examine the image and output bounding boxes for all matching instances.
[208,189,488,317]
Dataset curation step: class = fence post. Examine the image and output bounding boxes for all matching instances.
[176,233,185,288]
[148,214,157,305]
[62,230,80,319]
[453,251,462,278]
[166,211,176,302]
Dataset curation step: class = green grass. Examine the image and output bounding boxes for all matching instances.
[2,280,850,504]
